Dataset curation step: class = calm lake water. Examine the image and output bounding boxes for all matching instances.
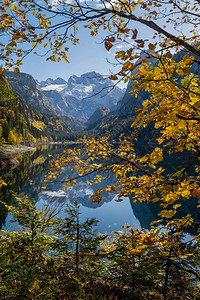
[0,144,141,233]
[1,144,197,236]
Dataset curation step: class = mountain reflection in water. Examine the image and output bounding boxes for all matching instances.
[0,144,139,233]
[0,144,198,235]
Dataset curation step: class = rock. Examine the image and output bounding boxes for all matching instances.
[0,151,19,170]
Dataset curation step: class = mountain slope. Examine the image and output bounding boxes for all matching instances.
[86,107,110,130]
[0,73,72,144]
[5,72,56,114]
[59,114,86,131]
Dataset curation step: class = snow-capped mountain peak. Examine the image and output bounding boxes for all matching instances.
[41,84,67,92]
[38,72,125,121]
[39,77,67,92]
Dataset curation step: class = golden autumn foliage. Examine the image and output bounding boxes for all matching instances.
[0,0,199,73]
[0,124,2,137]
[7,130,18,144]
[31,120,45,131]
[1,1,200,297]
[0,177,6,188]
[0,75,72,144]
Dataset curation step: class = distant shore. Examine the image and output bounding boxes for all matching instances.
[0,140,78,155]
[0,144,36,154]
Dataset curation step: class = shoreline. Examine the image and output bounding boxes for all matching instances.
[0,140,78,155]
[0,144,36,154]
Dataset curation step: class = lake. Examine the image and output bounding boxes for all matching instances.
[1,144,198,236]
[0,144,142,233]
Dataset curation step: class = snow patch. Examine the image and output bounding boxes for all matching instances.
[62,83,94,99]
[41,84,66,92]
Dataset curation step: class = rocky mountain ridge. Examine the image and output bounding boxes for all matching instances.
[84,49,200,139]
[38,72,125,121]
[5,72,56,115]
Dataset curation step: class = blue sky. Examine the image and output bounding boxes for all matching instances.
[2,0,192,88]
[17,11,154,87]
[20,27,123,84]
[2,1,167,87]
[4,0,177,88]
[19,23,154,88]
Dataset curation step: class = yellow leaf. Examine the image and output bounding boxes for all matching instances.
[178,120,187,130]
[159,209,177,218]
[150,219,163,225]
[157,137,165,144]
[32,280,40,291]
[62,54,69,63]
[10,5,16,11]
[173,204,181,210]
[122,61,134,71]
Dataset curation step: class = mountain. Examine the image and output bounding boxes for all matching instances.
[86,106,110,130]
[59,114,86,131]
[39,77,67,88]
[116,79,147,118]
[5,72,56,114]
[0,73,72,144]
[83,79,159,140]
[38,72,125,121]
[5,71,85,133]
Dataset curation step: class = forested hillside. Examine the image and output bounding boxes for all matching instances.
[0,74,72,144]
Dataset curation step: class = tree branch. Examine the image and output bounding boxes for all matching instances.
[170,260,200,280]
[176,114,200,121]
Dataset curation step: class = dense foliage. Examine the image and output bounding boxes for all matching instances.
[0,196,200,299]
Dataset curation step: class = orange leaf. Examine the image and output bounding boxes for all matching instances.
[134,108,142,114]
[105,41,113,51]
[13,67,19,73]
[148,43,156,50]
[132,29,138,39]
[135,39,145,47]
[107,37,115,42]
[109,75,118,80]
